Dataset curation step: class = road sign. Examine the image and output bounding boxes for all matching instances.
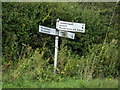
[59,30,75,39]
[39,25,56,35]
[39,19,86,74]
[56,20,85,33]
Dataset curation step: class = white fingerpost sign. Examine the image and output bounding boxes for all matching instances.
[56,20,85,33]
[39,25,56,35]
[59,30,75,39]
[39,18,85,75]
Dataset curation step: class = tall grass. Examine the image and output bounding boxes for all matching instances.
[2,39,118,88]
[57,39,118,79]
[3,77,118,88]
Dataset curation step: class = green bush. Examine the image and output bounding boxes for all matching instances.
[2,2,118,79]
[2,2,118,62]
[56,39,118,78]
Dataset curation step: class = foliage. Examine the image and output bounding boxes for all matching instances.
[57,39,118,79]
[3,77,118,88]
[2,2,119,88]
[2,2,118,61]
[2,40,118,88]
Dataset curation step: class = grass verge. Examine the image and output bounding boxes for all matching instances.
[3,76,118,88]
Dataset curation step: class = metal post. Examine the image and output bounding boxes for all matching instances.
[54,36,59,75]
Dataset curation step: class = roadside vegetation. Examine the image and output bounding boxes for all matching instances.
[2,2,119,88]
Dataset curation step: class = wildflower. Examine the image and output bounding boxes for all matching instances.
[109,78,112,80]
[8,61,11,65]
[77,65,79,66]
[61,71,65,74]
[22,23,26,27]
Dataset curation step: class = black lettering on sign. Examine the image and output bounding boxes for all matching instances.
[67,28,72,30]
[77,29,83,31]
[82,25,84,29]
[41,27,51,31]
[68,23,73,25]
[60,22,68,25]
[73,29,76,30]
[71,35,73,38]
[60,22,73,25]
[59,27,67,30]
[59,25,67,27]
[41,29,50,33]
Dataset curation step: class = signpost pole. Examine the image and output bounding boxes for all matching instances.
[54,35,59,75]
[39,18,85,75]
